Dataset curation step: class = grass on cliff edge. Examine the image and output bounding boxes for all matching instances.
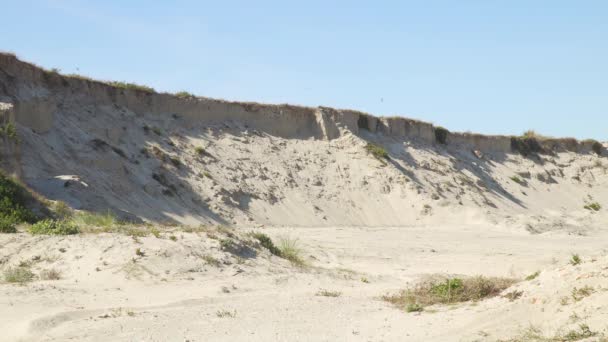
[383,276,517,313]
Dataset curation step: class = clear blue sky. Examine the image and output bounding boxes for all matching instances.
[3,1,608,139]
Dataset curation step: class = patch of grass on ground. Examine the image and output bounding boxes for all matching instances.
[316,289,341,297]
[583,202,601,211]
[383,276,516,312]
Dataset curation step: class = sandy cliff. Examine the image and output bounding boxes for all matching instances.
[0,53,606,229]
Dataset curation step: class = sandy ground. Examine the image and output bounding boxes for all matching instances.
[2,224,608,342]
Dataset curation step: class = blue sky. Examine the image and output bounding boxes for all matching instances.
[3,1,608,139]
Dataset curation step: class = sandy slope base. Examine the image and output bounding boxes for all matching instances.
[2,224,608,342]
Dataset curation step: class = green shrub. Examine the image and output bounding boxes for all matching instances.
[511,134,544,156]
[525,271,540,281]
[29,219,79,235]
[570,254,582,266]
[107,81,155,93]
[365,143,390,164]
[584,202,601,211]
[587,140,603,155]
[3,267,35,283]
[251,232,282,257]
[510,176,523,184]
[0,216,17,233]
[0,172,36,224]
[175,91,195,99]
[434,126,449,145]
[0,123,18,140]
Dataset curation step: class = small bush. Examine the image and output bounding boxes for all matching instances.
[251,232,282,257]
[39,268,61,280]
[571,286,595,302]
[52,201,72,220]
[570,254,581,266]
[0,123,18,140]
[591,141,603,155]
[107,81,155,93]
[510,176,524,185]
[434,126,449,145]
[202,254,221,267]
[382,276,516,311]
[562,324,597,340]
[29,219,79,235]
[365,143,390,164]
[511,135,544,156]
[169,157,181,168]
[150,227,161,238]
[175,91,195,99]
[194,146,205,155]
[584,202,601,211]
[0,172,36,224]
[3,267,35,283]
[406,303,423,312]
[0,216,17,233]
[525,271,540,281]
[216,309,236,318]
[316,289,341,297]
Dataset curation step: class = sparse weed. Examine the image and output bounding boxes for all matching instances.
[216,309,236,318]
[202,254,221,267]
[316,289,341,297]
[583,202,601,211]
[570,254,582,266]
[150,227,161,238]
[39,268,61,280]
[571,286,595,302]
[525,271,540,281]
